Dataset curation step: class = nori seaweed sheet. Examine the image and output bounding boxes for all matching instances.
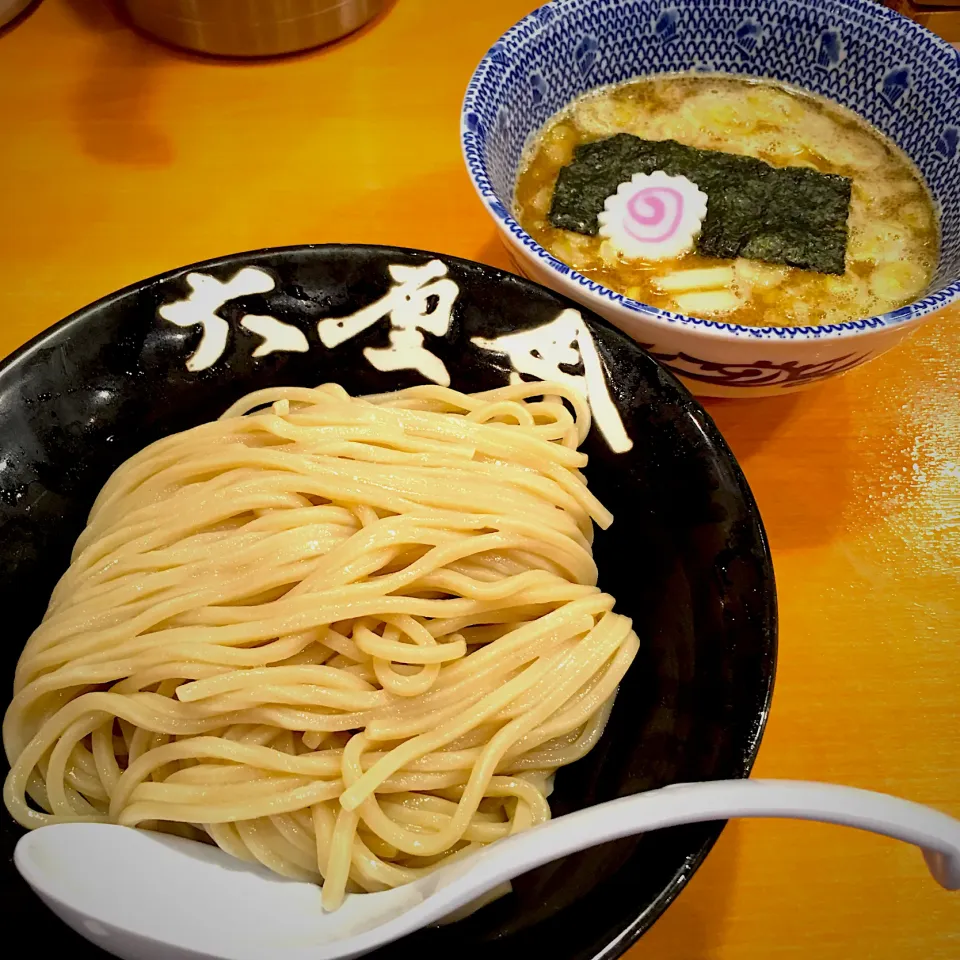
[548,134,852,274]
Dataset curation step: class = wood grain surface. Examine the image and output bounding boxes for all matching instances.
[1,2,957,957]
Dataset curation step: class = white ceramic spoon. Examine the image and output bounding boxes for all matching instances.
[16,779,960,960]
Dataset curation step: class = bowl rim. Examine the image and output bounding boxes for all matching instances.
[460,0,960,344]
[0,241,779,960]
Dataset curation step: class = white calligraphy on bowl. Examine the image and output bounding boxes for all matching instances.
[317,260,458,387]
[472,309,633,454]
[159,268,307,371]
[159,261,633,454]
[239,315,308,357]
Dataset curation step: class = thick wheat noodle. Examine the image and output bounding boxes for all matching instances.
[2,381,640,911]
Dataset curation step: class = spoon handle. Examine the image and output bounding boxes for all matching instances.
[427,778,960,916]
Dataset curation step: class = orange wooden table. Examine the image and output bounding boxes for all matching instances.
[1,2,958,957]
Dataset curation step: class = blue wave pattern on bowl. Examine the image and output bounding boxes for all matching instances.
[462,0,960,341]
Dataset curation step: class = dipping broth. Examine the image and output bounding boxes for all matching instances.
[515,76,939,328]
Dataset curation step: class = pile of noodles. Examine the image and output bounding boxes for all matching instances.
[3,381,639,910]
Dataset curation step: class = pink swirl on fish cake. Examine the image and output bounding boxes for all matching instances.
[597,172,708,262]
[623,187,686,244]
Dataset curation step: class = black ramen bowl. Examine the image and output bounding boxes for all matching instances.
[0,245,776,960]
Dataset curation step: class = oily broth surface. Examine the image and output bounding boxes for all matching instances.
[514,76,939,328]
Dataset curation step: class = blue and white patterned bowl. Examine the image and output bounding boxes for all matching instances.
[461,0,960,396]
